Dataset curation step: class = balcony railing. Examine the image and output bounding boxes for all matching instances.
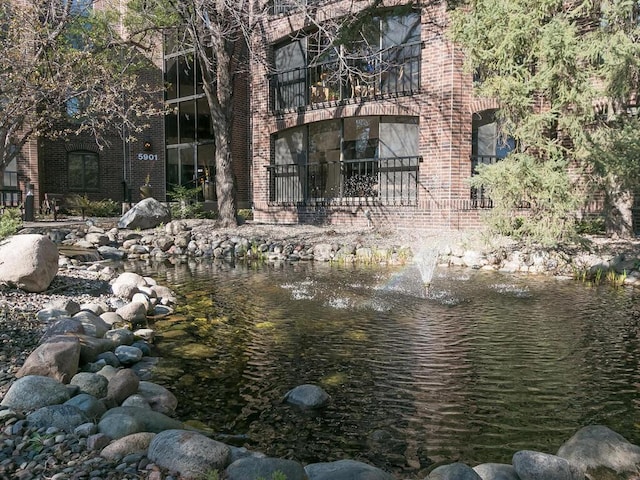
[0,189,22,211]
[470,155,499,208]
[270,43,422,112]
[267,156,421,206]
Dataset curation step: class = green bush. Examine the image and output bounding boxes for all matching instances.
[67,194,120,218]
[0,208,22,239]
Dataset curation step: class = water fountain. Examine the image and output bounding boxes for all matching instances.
[413,243,441,294]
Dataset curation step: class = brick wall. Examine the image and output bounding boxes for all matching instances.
[250,0,484,229]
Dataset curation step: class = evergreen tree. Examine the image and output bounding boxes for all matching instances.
[450,0,640,241]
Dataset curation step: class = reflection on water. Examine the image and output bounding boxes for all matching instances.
[140,259,640,477]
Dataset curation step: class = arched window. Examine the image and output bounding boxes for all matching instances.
[68,151,99,191]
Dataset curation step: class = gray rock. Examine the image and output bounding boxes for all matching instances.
[121,394,151,409]
[106,368,140,406]
[96,351,121,368]
[101,407,182,436]
[115,302,147,324]
[74,422,98,437]
[473,463,521,480]
[41,318,85,340]
[100,311,125,327]
[64,393,107,421]
[114,345,143,365]
[44,299,81,316]
[226,456,306,480]
[137,381,177,415]
[313,243,334,261]
[512,451,579,480]
[117,198,171,230]
[98,413,144,439]
[15,336,80,383]
[26,404,89,432]
[105,328,135,346]
[36,308,71,323]
[1,375,71,410]
[98,245,127,260]
[74,334,116,363]
[283,384,331,409]
[87,433,112,451]
[80,302,109,316]
[305,459,394,480]
[557,425,640,477]
[147,429,231,479]
[0,234,58,292]
[70,372,109,398]
[72,311,110,338]
[428,463,482,480]
[100,432,156,460]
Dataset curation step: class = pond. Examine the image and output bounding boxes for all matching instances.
[139,258,640,477]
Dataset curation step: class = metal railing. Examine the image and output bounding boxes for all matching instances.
[267,156,420,206]
[470,155,500,208]
[270,43,422,112]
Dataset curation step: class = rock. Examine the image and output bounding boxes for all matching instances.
[283,384,331,409]
[104,328,135,346]
[26,404,90,432]
[87,433,112,451]
[114,345,143,365]
[0,234,58,292]
[137,381,178,415]
[72,335,116,363]
[1,375,70,410]
[41,318,85,340]
[226,456,306,480]
[100,311,125,327]
[98,412,145,439]
[98,245,127,260]
[313,243,334,261]
[147,429,231,479]
[15,336,80,383]
[74,422,98,437]
[117,198,171,230]
[428,463,482,480]
[72,311,110,338]
[121,394,151,409]
[557,425,640,478]
[115,302,148,324]
[305,459,394,480]
[36,308,71,323]
[106,368,140,406]
[512,450,579,480]
[101,406,183,434]
[100,432,156,460]
[473,463,521,480]
[64,393,107,421]
[70,372,109,398]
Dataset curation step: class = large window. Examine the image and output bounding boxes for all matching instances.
[164,39,215,198]
[271,11,421,111]
[68,151,99,191]
[269,116,420,205]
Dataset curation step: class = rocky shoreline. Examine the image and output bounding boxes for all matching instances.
[2,219,640,479]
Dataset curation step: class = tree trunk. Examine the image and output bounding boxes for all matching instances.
[604,177,634,238]
[200,39,237,227]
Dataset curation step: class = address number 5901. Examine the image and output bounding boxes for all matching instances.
[138,153,158,161]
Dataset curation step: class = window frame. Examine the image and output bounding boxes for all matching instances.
[68,150,100,192]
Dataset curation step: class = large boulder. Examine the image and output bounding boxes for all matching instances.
[148,429,231,479]
[118,198,171,230]
[100,406,183,435]
[557,425,640,479]
[1,375,70,411]
[0,234,58,292]
[16,336,80,383]
[137,381,178,415]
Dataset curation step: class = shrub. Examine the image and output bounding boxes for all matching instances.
[0,208,22,239]
[67,194,120,219]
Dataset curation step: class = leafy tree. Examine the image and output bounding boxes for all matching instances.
[0,1,159,178]
[450,0,640,240]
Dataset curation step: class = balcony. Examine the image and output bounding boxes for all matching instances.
[267,156,421,206]
[270,43,421,112]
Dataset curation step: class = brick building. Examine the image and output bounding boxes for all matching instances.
[5,0,504,231]
[248,0,503,229]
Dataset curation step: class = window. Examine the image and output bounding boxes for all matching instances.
[271,11,421,111]
[471,110,515,206]
[2,159,17,189]
[270,116,419,204]
[68,151,99,191]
